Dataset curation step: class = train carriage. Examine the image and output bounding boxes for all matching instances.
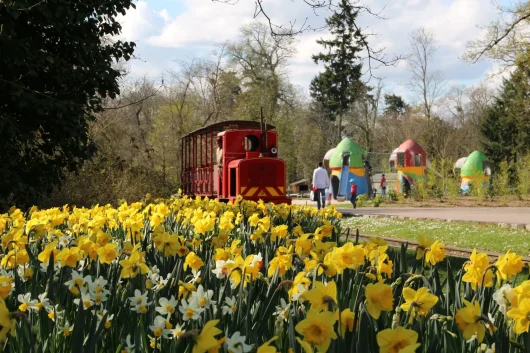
[181,120,291,204]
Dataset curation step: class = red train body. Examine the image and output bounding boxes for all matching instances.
[181,120,291,204]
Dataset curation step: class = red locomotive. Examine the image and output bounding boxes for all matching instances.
[181,119,291,204]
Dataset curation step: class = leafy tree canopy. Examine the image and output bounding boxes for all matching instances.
[309,0,365,122]
[384,94,407,117]
[482,56,530,170]
[0,0,136,208]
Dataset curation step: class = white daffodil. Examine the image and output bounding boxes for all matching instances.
[192,285,216,309]
[35,292,52,312]
[129,289,151,314]
[225,332,253,353]
[39,261,60,274]
[45,305,63,322]
[291,284,307,302]
[493,284,514,315]
[179,298,204,321]
[222,296,238,316]
[250,252,263,268]
[212,260,230,279]
[155,296,178,317]
[152,274,170,291]
[73,290,94,310]
[88,281,110,305]
[16,265,33,282]
[149,316,166,338]
[57,321,74,337]
[17,293,37,312]
[189,270,201,284]
[95,309,115,329]
[122,335,135,353]
[163,323,185,340]
[64,271,91,293]
[88,276,108,293]
[273,298,290,322]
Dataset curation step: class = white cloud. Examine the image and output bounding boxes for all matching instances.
[118,0,505,99]
[147,0,254,48]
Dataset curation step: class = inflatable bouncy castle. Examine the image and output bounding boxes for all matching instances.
[390,139,427,195]
[329,138,369,199]
[460,151,491,192]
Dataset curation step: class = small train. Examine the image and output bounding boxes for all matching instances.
[180,119,291,204]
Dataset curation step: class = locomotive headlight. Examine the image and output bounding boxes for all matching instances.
[271,147,278,154]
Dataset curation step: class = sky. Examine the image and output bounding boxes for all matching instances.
[117,0,514,102]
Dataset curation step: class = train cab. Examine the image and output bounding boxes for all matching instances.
[181,120,291,205]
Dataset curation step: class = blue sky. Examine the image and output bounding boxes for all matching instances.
[118,0,515,102]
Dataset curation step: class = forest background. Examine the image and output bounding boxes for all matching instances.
[2,0,530,209]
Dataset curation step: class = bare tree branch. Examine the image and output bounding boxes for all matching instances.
[212,0,402,79]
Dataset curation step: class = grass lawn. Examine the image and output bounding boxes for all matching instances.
[342,216,530,255]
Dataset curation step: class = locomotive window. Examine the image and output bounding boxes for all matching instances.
[243,135,260,152]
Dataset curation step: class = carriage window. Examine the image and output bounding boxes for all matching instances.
[243,135,260,152]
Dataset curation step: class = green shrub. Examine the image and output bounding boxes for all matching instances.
[372,195,383,207]
[387,189,398,202]
[356,194,368,207]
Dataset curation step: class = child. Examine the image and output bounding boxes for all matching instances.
[380,174,387,198]
[349,179,358,209]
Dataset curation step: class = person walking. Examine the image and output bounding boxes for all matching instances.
[312,161,329,210]
[350,179,358,209]
[380,174,387,198]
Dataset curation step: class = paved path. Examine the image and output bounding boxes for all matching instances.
[290,199,530,226]
[338,207,530,224]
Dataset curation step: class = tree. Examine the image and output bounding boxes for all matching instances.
[464,1,530,70]
[384,94,407,118]
[482,59,530,170]
[407,28,444,120]
[226,22,296,123]
[344,81,383,151]
[0,0,135,208]
[310,0,366,144]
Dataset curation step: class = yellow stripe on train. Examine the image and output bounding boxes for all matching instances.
[266,187,279,196]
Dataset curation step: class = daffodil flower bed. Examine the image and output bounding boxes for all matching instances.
[0,195,528,353]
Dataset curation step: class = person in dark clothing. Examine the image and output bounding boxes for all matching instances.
[349,179,358,209]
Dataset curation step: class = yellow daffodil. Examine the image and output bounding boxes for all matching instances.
[295,309,337,352]
[463,249,494,290]
[96,243,118,264]
[56,247,82,268]
[119,245,150,279]
[416,235,434,260]
[0,299,13,342]
[184,252,205,272]
[425,240,446,266]
[257,336,278,353]
[455,300,486,343]
[365,281,394,319]
[302,280,337,311]
[192,319,223,353]
[338,308,355,337]
[495,250,524,282]
[507,296,530,333]
[377,326,420,353]
[400,287,438,322]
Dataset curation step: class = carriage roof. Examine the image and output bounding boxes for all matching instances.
[182,120,276,139]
